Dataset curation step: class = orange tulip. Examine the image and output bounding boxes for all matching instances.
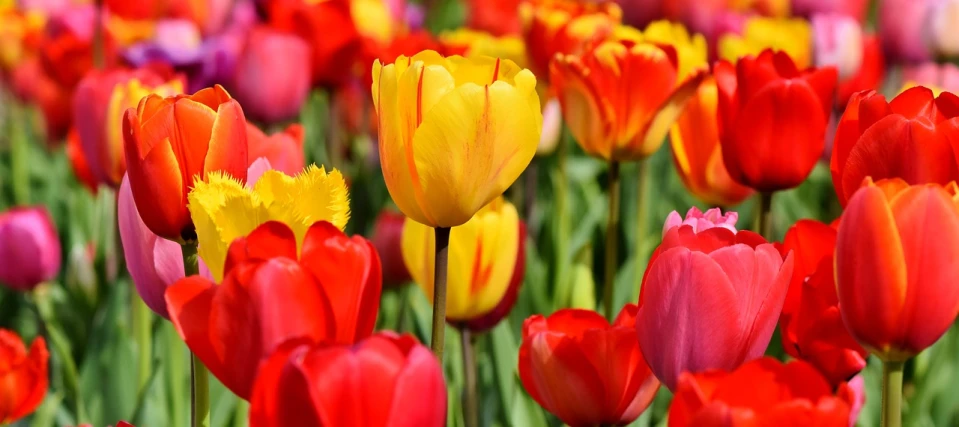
[122,84,248,243]
[836,178,959,361]
[520,0,622,81]
[670,76,753,206]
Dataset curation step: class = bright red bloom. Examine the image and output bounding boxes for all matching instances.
[67,128,99,195]
[0,329,48,424]
[830,86,959,206]
[249,333,446,427]
[518,305,660,427]
[165,221,382,399]
[668,358,856,427]
[122,85,248,242]
[246,122,305,176]
[267,0,362,87]
[835,179,959,361]
[637,216,792,390]
[465,0,522,36]
[715,49,838,191]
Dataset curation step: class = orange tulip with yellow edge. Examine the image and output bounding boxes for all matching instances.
[520,0,622,81]
[402,197,520,322]
[551,38,705,161]
[439,28,528,69]
[718,17,813,68]
[670,76,753,207]
[372,50,542,228]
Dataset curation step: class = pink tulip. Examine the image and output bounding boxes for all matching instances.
[902,62,959,94]
[662,207,738,236]
[232,26,311,123]
[0,207,61,291]
[791,0,869,21]
[879,0,935,63]
[636,209,793,390]
[246,123,305,176]
[812,14,864,80]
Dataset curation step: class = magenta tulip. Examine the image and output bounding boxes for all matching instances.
[0,207,61,291]
[231,25,311,123]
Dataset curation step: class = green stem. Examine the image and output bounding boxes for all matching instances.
[133,296,153,394]
[181,242,208,427]
[33,286,86,424]
[755,192,774,240]
[881,360,904,427]
[395,284,411,333]
[430,227,451,361]
[461,329,478,427]
[167,325,187,427]
[632,157,649,301]
[10,104,29,205]
[554,134,570,309]
[603,160,621,320]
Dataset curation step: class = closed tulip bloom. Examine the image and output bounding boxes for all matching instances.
[166,220,381,399]
[122,84,248,242]
[402,197,524,324]
[0,207,61,292]
[718,17,813,68]
[670,76,753,206]
[372,210,412,288]
[0,329,48,425]
[830,87,959,206]
[551,39,704,161]
[372,51,541,228]
[668,358,857,427]
[249,333,446,427]
[267,0,361,87]
[246,123,305,176]
[520,0,622,81]
[836,179,959,361]
[73,68,184,188]
[518,305,660,427]
[637,208,793,390]
[879,0,934,63]
[715,49,837,192]
[232,26,311,123]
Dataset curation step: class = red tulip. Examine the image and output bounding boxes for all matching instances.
[0,207,62,292]
[249,333,446,427]
[165,220,382,399]
[830,86,959,206]
[122,85,248,242]
[518,305,660,427]
[669,358,856,427]
[232,26,311,123]
[836,178,959,361]
[371,210,412,288]
[0,329,48,425]
[267,0,362,87]
[246,122,305,176]
[637,209,793,390]
[464,0,521,36]
[11,58,72,142]
[715,49,838,191]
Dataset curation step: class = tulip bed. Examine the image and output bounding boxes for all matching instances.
[3,1,959,427]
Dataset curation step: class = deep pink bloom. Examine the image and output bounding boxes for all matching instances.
[232,26,311,123]
[0,207,61,291]
[662,207,738,236]
[879,0,934,63]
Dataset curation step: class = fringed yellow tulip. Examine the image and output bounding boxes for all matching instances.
[718,17,812,68]
[372,50,542,228]
[187,165,350,280]
[402,197,519,321]
[439,28,528,69]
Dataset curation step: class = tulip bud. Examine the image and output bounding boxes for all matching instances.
[371,210,412,288]
[232,26,311,123]
[569,263,597,310]
[0,329,48,425]
[0,207,61,292]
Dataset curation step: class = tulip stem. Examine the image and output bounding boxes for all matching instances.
[755,192,774,240]
[181,242,209,427]
[461,329,479,427]
[33,286,87,424]
[632,156,649,301]
[133,296,153,394]
[430,227,451,361]
[881,360,904,427]
[603,160,621,320]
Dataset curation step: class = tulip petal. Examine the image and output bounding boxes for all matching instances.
[384,341,448,427]
[204,99,249,183]
[172,98,216,182]
[249,343,323,427]
[518,331,607,426]
[128,135,188,240]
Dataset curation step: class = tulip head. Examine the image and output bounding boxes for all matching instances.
[551,39,704,161]
[0,329,48,425]
[662,207,738,236]
[637,20,708,82]
[519,305,659,427]
[372,51,541,228]
[464,0,522,37]
[718,17,813,68]
[232,26,311,123]
[372,210,412,288]
[836,179,959,361]
[0,206,61,292]
[402,197,523,324]
[878,0,934,63]
[122,84,249,243]
[520,0,622,80]
[267,0,361,87]
[715,49,837,192]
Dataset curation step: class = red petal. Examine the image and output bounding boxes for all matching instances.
[224,221,298,275]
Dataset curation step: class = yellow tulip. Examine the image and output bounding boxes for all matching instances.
[188,165,350,280]
[402,197,520,321]
[372,50,542,228]
[718,17,813,68]
[439,28,528,69]
[351,0,396,44]
[639,21,707,83]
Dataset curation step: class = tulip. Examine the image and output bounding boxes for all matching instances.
[0,207,61,292]
[249,333,446,427]
[779,219,837,318]
[715,49,837,192]
[232,26,311,123]
[811,14,863,80]
[661,0,742,46]
[0,329,48,424]
[72,67,184,188]
[637,207,793,390]
[616,0,664,29]
[791,0,869,21]
[518,305,660,427]
[669,76,753,207]
[668,358,857,426]
[402,197,523,326]
[122,84,249,243]
[464,0,521,36]
[902,63,959,96]
[879,0,934,63]
[371,210,412,288]
[11,58,72,142]
[718,16,813,69]
[266,0,361,87]
[351,0,399,45]
[372,50,541,228]
[245,122,305,177]
[830,87,959,206]
[166,220,381,399]
[462,221,527,333]
[438,28,527,69]
[520,0,622,81]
